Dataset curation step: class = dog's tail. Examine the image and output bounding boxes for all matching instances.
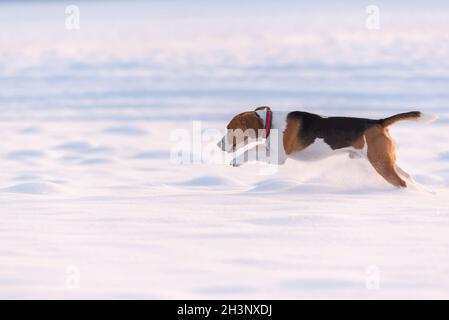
[380,111,438,127]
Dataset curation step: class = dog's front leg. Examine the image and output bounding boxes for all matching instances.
[230,145,268,167]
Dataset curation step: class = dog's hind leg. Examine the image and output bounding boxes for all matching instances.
[365,126,407,188]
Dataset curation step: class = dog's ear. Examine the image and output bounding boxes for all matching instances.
[224,112,264,151]
[227,112,263,131]
[243,112,264,132]
[236,112,264,139]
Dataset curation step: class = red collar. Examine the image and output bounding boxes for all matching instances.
[265,110,273,138]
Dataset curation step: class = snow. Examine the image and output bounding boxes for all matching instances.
[0,0,449,299]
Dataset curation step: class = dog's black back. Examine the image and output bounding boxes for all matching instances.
[287,111,380,150]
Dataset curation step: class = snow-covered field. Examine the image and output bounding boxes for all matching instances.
[1,0,449,299]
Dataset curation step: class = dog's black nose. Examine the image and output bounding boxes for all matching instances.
[217,138,226,151]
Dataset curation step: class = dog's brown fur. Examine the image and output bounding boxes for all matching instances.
[283,118,305,155]
[365,125,406,187]
[226,111,264,146]
[226,112,263,133]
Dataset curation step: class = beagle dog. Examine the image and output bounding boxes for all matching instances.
[218,106,437,188]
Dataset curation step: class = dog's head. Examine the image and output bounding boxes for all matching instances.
[217,110,264,153]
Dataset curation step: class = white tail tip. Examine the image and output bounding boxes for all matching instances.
[418,112,438,124]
